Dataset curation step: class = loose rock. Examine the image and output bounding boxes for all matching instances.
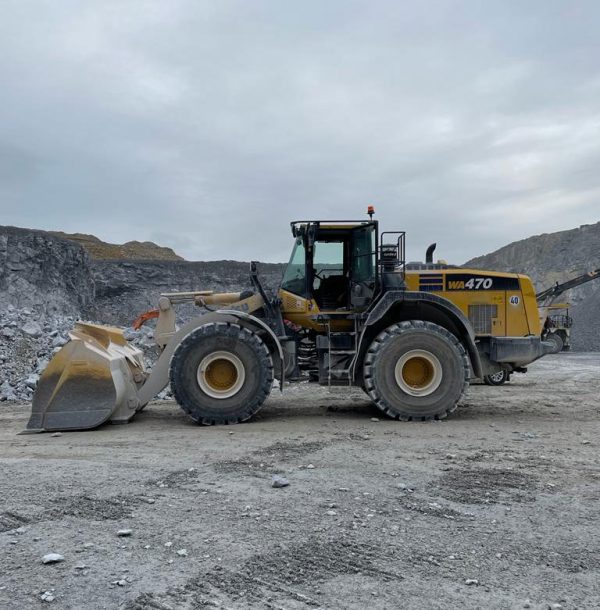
[271,475,290,488]
[21,321,42,338]
[42,553,64,564]
[117,529,132,537]
[25,374,39,389]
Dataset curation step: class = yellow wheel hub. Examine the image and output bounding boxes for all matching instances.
[197,351,246,399]
[205,359,238,391]
[394,349,443,397]
[401,356,434,389]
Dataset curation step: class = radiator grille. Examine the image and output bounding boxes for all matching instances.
[468,304,497,335]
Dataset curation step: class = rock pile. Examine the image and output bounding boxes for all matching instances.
[0,306,74,402]
[0,306,170,402]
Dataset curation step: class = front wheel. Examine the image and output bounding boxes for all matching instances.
[170,322,273,425]
[363,321,470,421]
[483,370,510,386]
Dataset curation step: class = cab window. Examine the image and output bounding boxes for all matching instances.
[312,239,348,309]
[281,238,307,296]
[351,225,375,283]
[313,241,345,281]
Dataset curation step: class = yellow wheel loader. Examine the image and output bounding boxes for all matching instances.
[25,214,553,432]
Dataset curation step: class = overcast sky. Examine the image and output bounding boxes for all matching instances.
[1,1,599,264]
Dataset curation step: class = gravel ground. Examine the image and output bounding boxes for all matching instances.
[0,353,599,610]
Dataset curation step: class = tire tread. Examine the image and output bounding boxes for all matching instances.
[169,322,273,425]
[364,320,470,421]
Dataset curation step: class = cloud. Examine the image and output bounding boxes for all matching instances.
[0,0,599,265]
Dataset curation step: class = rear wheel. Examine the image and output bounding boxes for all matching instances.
[483,370,509,385]
[363,321,469,421]
[546,333,564,354]
[170,322,273,425]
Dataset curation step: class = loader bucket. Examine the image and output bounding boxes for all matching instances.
[23,322,146,433]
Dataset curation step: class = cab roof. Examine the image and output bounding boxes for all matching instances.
[290,220,376,235]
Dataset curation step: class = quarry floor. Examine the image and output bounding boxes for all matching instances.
[0,353,599,610]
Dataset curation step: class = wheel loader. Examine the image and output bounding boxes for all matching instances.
[24,212,553,432]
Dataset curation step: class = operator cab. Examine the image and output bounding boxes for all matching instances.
[281,220,405,312]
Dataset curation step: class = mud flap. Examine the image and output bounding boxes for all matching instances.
[23,323,146,433]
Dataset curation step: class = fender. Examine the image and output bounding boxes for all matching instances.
[217,309,285,391]
[353,290,483,379]
[136,311,284,407]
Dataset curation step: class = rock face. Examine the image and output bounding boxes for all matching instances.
[465,221,600,351]
[465,222,600,289]
[0,226,94,316]
[0,225,285,324]
[90,259,285,326]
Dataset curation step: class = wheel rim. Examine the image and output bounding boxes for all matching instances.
[197,351,246,399]
[489,371,505,383]
[395,349,443,397]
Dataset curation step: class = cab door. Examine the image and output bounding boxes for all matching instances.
[350,224,376,309]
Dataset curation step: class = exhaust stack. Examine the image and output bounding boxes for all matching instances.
[425,243,437,264]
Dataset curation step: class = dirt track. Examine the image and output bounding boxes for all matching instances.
[1,353,599,609]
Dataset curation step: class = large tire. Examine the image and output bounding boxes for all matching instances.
[483,370,509,386]
[546,333,564,354]
[363,321,469,421]
[169,322,273,425]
